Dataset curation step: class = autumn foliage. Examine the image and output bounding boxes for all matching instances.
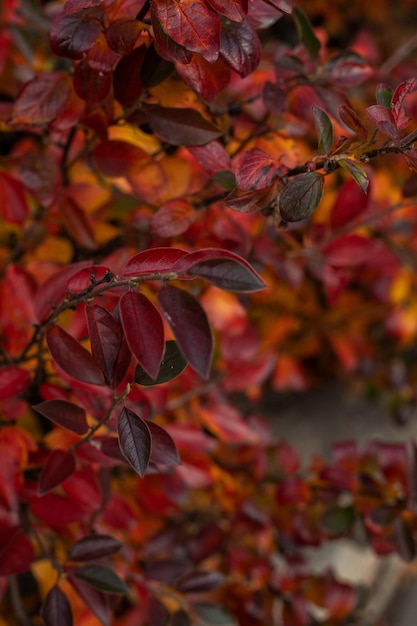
[2,0,417,623]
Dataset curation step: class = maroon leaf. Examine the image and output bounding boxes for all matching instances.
[330,177,370,229]
[66,266,112,294]
[69,575,112,626]
[176,570,224,593]
[0,529,35,576]
[119,292,165,380]
[0,172,29,224]
[93,140,149,177]
[266,0,293,12]
[148,106,223,145]
[151,0,220,62]
[68,535,122,562]
[366,104,398,140]
[59,197,97,251]
[0,366,30,400]
[105,18,143,55]
[175,55,231,102]
[235,148,279,191]
[31,493,85,526]
[46,325,105,385]
[224,185,278,213]
[187,141,232,175]
[41,586,73,626]
[220,19,261,78]
[337,104,368,141]
[33,399,89,435]
[279,172,324,222]
[151,199,195,238]
[50,7,103,59]
[151,16,193,64]
[13,73,72,124]
[86,305,131,388]
[38,449,76,495]
[73,60,112,104]
[122,247,188,277]
[113,45,147,108]
[75,564,128,594]
[323,51,373,87]
[391,78,417,131]
[34,261,90,322]
[158,285,213,379]
[147,421,181,466]
[323,234,374,267]
[118,407,152,477]
[206,0,247,21]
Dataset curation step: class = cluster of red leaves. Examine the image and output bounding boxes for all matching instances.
[2,0,417,624]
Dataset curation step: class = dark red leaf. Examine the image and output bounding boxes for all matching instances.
[279,172,324,222]
[266,0,292,13]
[73,60,112,104]
[262,81,288,114]
[68,535,123,562]
[86,32,119,72]
[151,0,220,62]
[66,266,112,294]
[120,291,165,380]
[187,141,232,175]
[330,178,371,229]
[151,199,195,238]
[31,493,85,526]
[176,570,224,593]
[158,285,213,379]
[38,449,76,495]
[75,564,128,594]
[105,18,143,55]
[235,148,279,191]
[33,399,89,435]
[323,51,373,87]
[325,578,357,620]
[50,7,103,59]
[152,16,193,64]
[337,104,368,141]
[175,55,230,102]
[147,421,180,466]
[113,45,147,107]
[69,575,112,626]
[46,325,105,385]
[34,261,90,322]
[248,0,288,29]
[59,197,97,250]
[62,470,102,512]
[118,407,151,477]
[0,529,35,576]
[220,19,261,78]
[0,172,29,224]
[41,586,73,626]
[148,106,223,145]
[206,0,247,20]
[224,185,278,213]
[86,305,131,388]
[122,247,188,276]
[93,140,149,177]
[366,104,398,140]
[391,78,417,130]
[0,366,30,400]
[323,234,375,267]
[13,73,72,124]
[276,476,309,505]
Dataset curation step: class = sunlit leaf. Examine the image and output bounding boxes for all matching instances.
[152,16,193,64]
[279,172,324,222]
[205,0,247,21]
[118,407,151,477]
[41,586,73,626]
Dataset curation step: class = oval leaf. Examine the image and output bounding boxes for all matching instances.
[279,172,324,222]
[312,105,334,154]
[147,106,223,146]
[33,399,89,435]
[38,449,76,496]
[0,529,35,576]
[338,158,369,193]
[46,325,105,385]
[68,535,123,562]
[75,564,128,594]
[220,19,261,78]
[122,247,188,277]
[68,575,112,626]
[93,140,149,177]
[235,148,279,192]
[293,7,320,59]
[50,7,103,59]
[41,586,73,626]
[158,285,213,379]
[151,199,195,238]
[120,292,165,380]
[13,73,72,125]
[135,340,188,385]
[147,420,181,466]
[0,366,30,401]
[118,407,151,477]
[191,259,267,292]
[0,172,30,224]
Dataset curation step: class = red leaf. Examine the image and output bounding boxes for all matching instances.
[147,421,181,466]
[59,197,97,250]
[266,0,292,12]
[120,291,165,380]
[325,578,357,620]
[38,449,76,495]
[248,0,288,28]
[66,266,112,294]
[86,305,131,388]
[31,493,85,526]
[205,0,248,21]
[187,141,232,175]
[148,105,223,144]
[176,570,224,593]
[235,148,279,191]
[323,234,375,267]
[50,7,103,59]
[69,575,112,626]
[151,199,194,238]
[0,366,30,400]
[41,586,73,626]
[86,32,119,72]
[391,78,417,131]
[68,535,122,561]
[34,261,90,322]
[152,16,193,64]
[151,0,220,62]
[117,407,151,477]
[224,185,278,213]
[73,60,112,104]
[33,399,89,435]
[158,285,213,379]
[0,529,35,576]
[337,104,368,141]
[330,178,370,229]
[175,55,230,102]
[13,73,72,124]
[105,17,143,55]
[323,51,373,87]
[122,247,188,276]
[220,19,261,78]
[113,45,147,107]
[46,325,105,385]
[366,104,398,140]
[93,139,149,177]
[276,476,309,505]
[62,471,102,512]
[0,172,29,224]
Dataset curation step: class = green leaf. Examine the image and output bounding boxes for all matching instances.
[135,340,187,385]
[293,7,321,59]
[212,170,236,190]
[376,83,393,107]
[75,564,128,595]
[194,603,237,625]
[312,105,334,154]
[321,505,355,535]
[338,158,369,193]
[279,172,324,222]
